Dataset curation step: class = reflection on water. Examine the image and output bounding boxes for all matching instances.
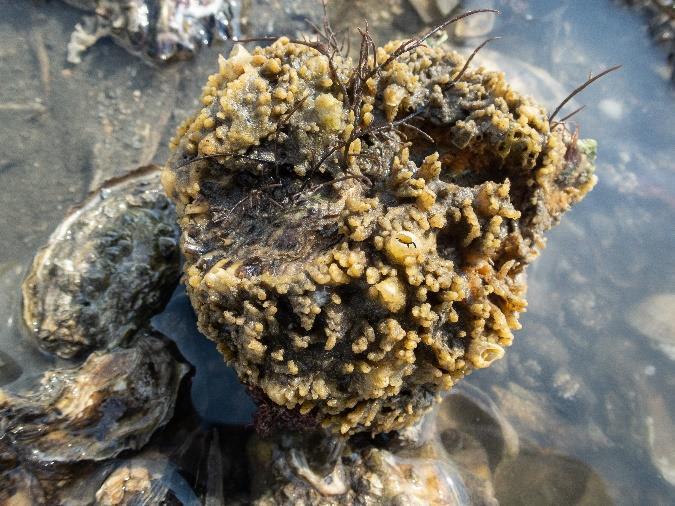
[0,0,673,504]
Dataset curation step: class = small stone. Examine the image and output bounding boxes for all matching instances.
[552,369,581,401]
[409,0,436,23]
[409,0,459,24]
[494,450,612,505]
[628,293,675,360]
[645,393,675,486]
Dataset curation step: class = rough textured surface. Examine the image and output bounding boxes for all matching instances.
[0,459,45,506]
[22,166,180,359]
[165,37,597,435]
[247,430,467,505]
[93,457,193,505]
[62,0,241,63]
[0,330,188,464]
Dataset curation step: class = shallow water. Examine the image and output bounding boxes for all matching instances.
[0,0,674,504]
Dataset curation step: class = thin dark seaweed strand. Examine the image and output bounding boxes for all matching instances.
[452,37,501,84]
[550,105,587,129]
[548,65,622,122]
[364,9,500,82]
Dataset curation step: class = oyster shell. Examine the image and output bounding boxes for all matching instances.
[22,166,180,359]
[0,451,44,506]
[63,0,242,63]
[247,430,470,505]
[0,330,189,465]
[94,456,201,506]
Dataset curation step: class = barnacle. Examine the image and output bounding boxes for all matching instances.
[165,36,596,435]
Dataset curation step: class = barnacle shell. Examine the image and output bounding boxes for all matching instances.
[22,166,180,359]
[166,38,596,435]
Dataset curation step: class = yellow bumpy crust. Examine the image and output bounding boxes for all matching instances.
[164,38,597,435]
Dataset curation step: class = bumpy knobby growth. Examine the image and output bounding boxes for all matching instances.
[164,36,596,434]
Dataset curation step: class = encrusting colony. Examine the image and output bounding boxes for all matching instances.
[164,36,597,435]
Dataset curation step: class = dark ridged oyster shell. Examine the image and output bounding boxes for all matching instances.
[22,166,180,359]
[0,329,189,464]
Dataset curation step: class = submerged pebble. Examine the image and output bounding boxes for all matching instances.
[452,0,496,39]
[493,450,612,505]
[409,0,460,23]
[645,392,675,487]
[435,385,520,506]
[628,293,675,361]
[437,384,519,469]
[491,381,610,457]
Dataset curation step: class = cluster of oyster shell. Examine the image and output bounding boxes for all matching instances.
[1,167,189,504]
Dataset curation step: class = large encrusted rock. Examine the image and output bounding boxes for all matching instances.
[165,36,596,435]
